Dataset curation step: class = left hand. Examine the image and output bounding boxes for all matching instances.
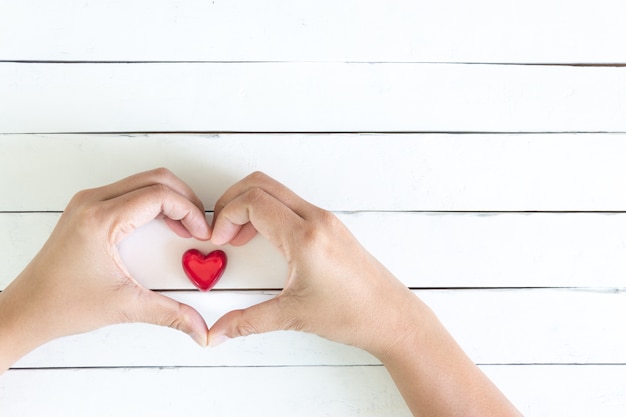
[0,168,211,373]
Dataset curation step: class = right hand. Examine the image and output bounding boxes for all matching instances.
[208,172,422,357]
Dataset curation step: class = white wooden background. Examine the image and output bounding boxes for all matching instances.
[1,1,626,415]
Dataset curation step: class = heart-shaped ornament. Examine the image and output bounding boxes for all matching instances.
[182,249,227,291]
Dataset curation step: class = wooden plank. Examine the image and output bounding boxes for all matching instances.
[2,63,626,133]
[11,289,626,368]
[3,134,626,211]
[1,365,625,416]
[4,212,626,290]
[1,1,625,63]
[483,365,626,417]
[1,366,409,417]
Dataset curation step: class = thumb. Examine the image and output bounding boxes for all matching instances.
[208,298,287,347]
[132,290,209,347]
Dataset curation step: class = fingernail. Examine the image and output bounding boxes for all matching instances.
[209,334,231,347]
[197,223,212,241]
[190,332,208,348]
[211,233,226,246]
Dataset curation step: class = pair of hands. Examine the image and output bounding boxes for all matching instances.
[0,169,413,369]
[1,168,523,416]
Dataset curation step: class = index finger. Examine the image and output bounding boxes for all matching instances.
[211,186,305,257]
[213,172,318,223]
[105,184,211,244]
[89,168,206,212]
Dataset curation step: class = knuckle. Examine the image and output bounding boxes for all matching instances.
[150,167,173,180]
[68,188,93,206]
[246,171,269,184]
[283,316,307,332]
[235,309,262,336]
[299,210,341,255]
[236,313,259,336]
[65,188,108,231]
[148,182,170,197]
[303,209,335,240]
[237,320,258,337]
[317,209,339,227]
[244,186,268,205]
[300,222,320,245]
[160,305,187,330]
[71,201,101,231]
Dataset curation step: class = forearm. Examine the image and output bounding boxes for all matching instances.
[0,264,67,375]
[0,277,47,374]
[375,294,522,417]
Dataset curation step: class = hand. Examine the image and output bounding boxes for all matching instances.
[208,171,419,357]
[0,168,211,373]
[207,172,522,417]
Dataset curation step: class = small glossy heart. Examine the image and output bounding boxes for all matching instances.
[182,249,227,291]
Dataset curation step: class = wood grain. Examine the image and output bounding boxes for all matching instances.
[4,211,626,290]
[3,134,626,211]
[1,0,624,63]
[2,63,625,133]
[10,289,626,368]
[2,365,624,416]
[2,0,623,414]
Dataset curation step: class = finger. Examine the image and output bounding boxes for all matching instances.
[163,217,193,239]
[214,172,317,223]
[208,298,287,346]
[133,290,209,347]
[228,222,258,246]
[105,184,211,243]
[89,168,206,212]
[211,187,304,252]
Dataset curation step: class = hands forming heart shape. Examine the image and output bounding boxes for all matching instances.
[181,249,228,291]
[0,168,520,416]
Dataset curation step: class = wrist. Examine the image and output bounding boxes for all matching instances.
[358,285,435,362]
[368,291,523,417]
[378,309,434,365]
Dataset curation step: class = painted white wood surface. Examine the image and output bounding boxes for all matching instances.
[3,134,626,212]
[2,0,624,414]
[1,366,413,417]
[2,365,625,417]
[4,211,626,290]
[2,63,626,133]
[10,289,626,368]
[1,0,625,64]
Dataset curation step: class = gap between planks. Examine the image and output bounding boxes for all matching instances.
[4,131,626,135]
[1,60,626,67]
[11,363,624,371]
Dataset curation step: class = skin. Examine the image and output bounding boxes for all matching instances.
[0,169,522,417]
[0,168,212,372]
[208,172,523,417]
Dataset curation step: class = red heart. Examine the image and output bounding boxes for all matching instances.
[181,249,227,291]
